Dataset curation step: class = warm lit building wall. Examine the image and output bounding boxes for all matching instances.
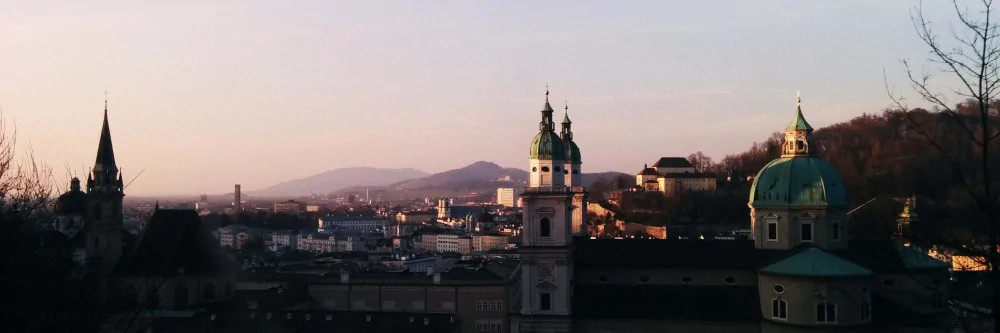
[497,188,516,208]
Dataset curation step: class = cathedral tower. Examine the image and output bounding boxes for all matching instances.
[518,89,574,333]
[560,102,587,237]
[85,101,125,270]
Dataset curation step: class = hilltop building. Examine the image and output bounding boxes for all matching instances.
[634,157,716,196]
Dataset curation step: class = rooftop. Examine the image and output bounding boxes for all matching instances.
[651,157,693,169]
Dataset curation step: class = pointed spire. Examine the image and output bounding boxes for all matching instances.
[542,85,554,113]
[562,101,571,124]
[539,86,555,131]
[786,91,813,131]
[95,100,117,172]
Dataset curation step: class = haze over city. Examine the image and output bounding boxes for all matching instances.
[1,0,960,195]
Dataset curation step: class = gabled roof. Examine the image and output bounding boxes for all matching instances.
[117,209,235,276]
[637,167,658,176]
[760,247,872,278]
[651,157,693,168]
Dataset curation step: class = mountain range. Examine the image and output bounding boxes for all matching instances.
[250,167,428,197]
[251,161,627,198]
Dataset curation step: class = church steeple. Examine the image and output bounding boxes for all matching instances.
[560,101,573,141]
[781,92,815,157]
[95,106,117,173]
[85,97,125,272]
[90,100,123,194]
[539,87,555,132]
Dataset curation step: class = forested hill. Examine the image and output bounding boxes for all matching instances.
[710,102,998,240]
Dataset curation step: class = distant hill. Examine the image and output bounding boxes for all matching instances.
[251,167,428,197]
[390,161,527,190]
[331,161,629,201]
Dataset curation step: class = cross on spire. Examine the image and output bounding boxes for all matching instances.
[796,90,801,106]
[104,90,108,112]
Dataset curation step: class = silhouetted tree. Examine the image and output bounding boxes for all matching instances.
[886,0,1000,329]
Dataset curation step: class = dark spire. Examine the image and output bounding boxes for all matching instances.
[539,86,555,132]
[94,102,117,172]
[70,177,81,192]
[562,101,571,124]
[560,101,573,141]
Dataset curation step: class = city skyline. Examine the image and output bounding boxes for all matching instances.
[1,1,962,195]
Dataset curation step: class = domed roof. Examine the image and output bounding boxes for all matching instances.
[748,156,849,208]
[530,131,565,160]
[54,178,87,216]
[565,140,581,164]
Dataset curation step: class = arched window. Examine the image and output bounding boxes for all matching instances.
[540,218,551,237]
[174,284,189,310]
[203,283,216,300]
[771,299,787,320]
[816,302,837,323]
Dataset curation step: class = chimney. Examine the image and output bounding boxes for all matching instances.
[433,273,441,285]
[234,184,242,213]
[340,269,349,284]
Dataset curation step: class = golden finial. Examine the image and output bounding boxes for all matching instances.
[796,90,801,106]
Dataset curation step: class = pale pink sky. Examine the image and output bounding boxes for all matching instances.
[0,1,960,195]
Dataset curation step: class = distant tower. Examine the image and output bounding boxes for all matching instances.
[437,198,451,220]
[234,184,242,213]
[518,88,574,332]
[85,101,125,271]
[896,196,918,243]
[560,102,587,236]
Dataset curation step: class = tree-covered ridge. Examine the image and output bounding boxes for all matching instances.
[713,102,999,242]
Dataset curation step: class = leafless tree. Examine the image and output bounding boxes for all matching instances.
[887,0,1000,330]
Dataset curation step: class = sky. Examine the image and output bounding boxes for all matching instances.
[0,0,967,196]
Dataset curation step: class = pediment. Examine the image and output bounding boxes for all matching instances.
[535,281,558,290]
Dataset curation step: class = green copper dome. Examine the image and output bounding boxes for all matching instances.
[749,157,849,208]
[530,131,565,160]
[565,140,581,164]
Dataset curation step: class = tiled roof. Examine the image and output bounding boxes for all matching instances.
[574,238,763,269]
[637,167,658,176]
[117,209,235,276]
[651,157,693,168]
[661,172,715,179]
[573,285,759,322]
